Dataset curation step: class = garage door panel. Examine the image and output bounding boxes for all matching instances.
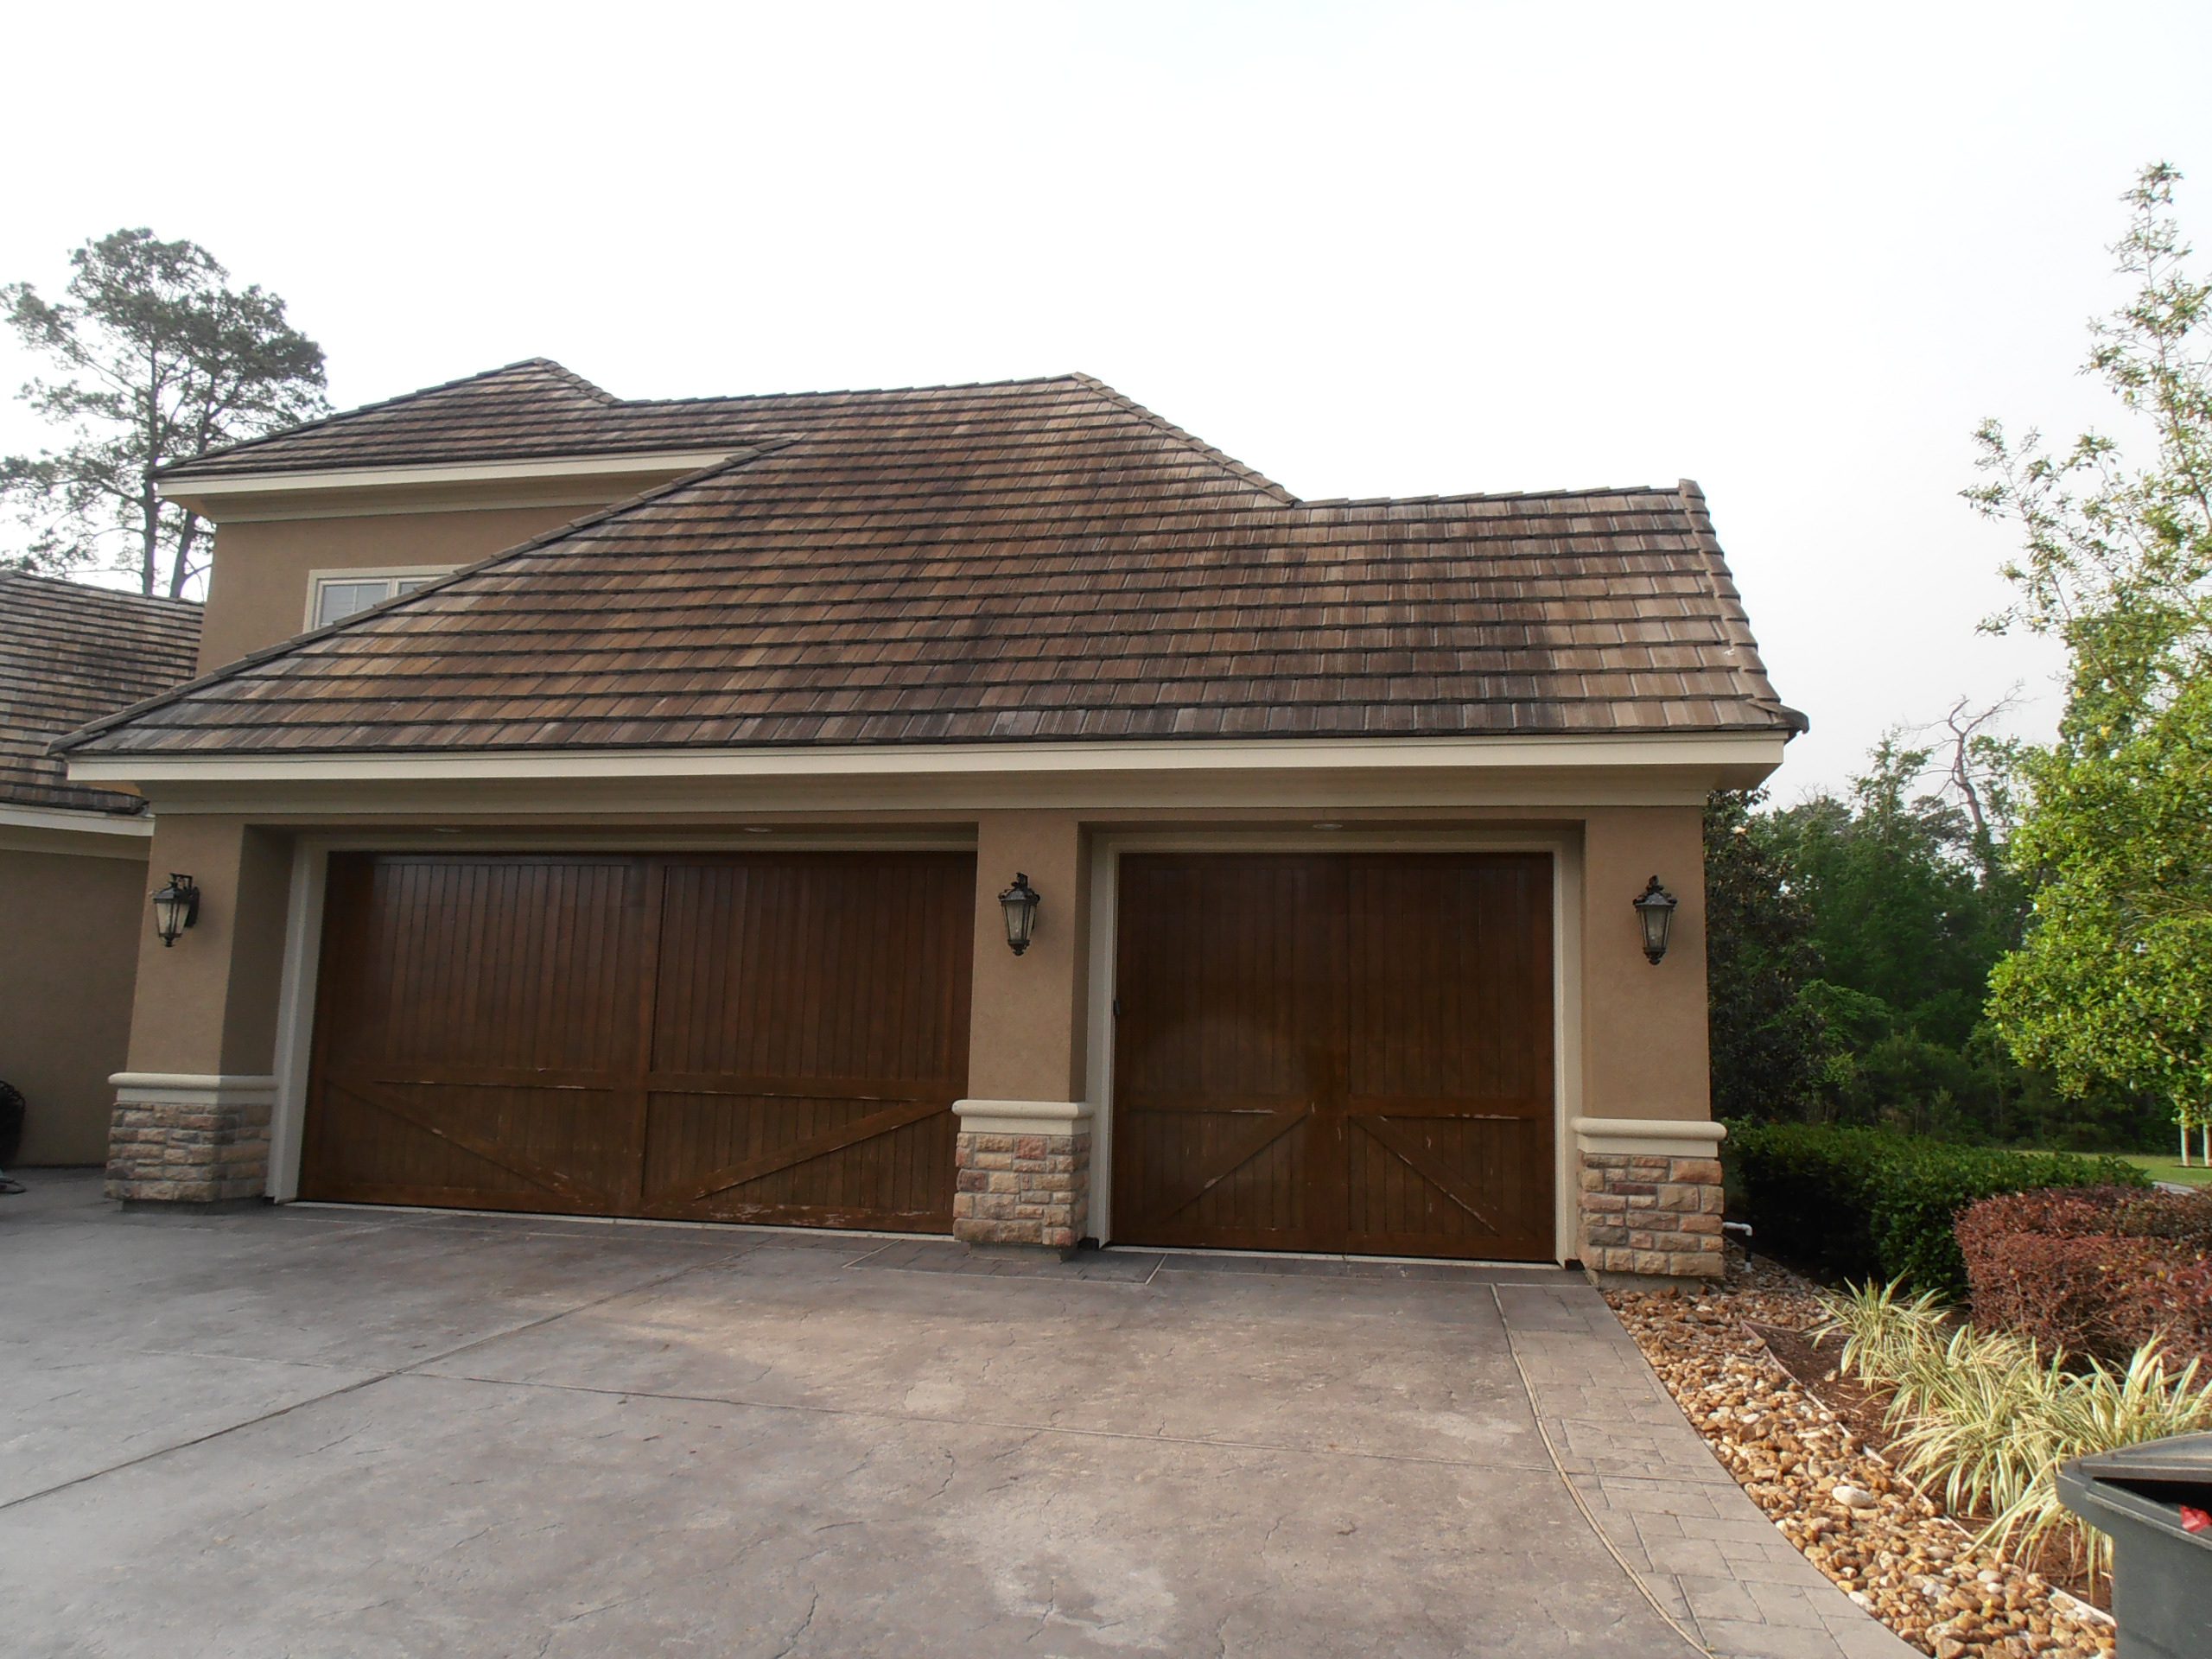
[326,856,641,1073]
[639,1091,954,1230]
[302,852,971,1230]
[1344,857,1553,1105]
[1114,1103,1313,1247]
[1344,1114,1548,1255]
[303,1077,628,1214]
[651,856,969,1087]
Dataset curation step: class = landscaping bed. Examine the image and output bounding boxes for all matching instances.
[1605,1249,2116,1657]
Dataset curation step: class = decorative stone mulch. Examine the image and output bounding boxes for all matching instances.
[1603,1253,2115,1657]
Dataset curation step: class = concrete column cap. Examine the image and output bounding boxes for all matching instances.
[952,1098,1092,1135]
[1570,1116,1727,1154]
[110,1072,279,1104]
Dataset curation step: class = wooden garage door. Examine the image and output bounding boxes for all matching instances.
[300,852,973,1230]
[1111,853,1554,1260]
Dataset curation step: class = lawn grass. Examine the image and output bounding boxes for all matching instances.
[2015,1149,2212,1187]
[2099,1151,2212,1187]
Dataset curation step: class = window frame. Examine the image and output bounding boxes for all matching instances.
[303,565,455,631]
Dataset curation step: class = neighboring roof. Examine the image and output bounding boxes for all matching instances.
[2,574,201,810]
[67,369,1803,760]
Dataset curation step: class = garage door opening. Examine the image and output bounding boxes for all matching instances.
[299,852,974,1230]
[1110,852,1555,1260]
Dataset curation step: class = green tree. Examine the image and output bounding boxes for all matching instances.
[1767,736,2014,1053]
[1974,163,2212,1151]
[1,229,328,597]
[1703,788,1827,1120]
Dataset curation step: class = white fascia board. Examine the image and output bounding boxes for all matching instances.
[65,732,1789,787]
[0,801,156,836]
[162,450,744,501]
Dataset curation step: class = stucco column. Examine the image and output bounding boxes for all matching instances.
[105,816,294,1206]
[953,810,1092,1250]
[1573,806,1724,1280]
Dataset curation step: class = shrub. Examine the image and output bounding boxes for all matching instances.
[1813,1281,2212,1590]
[1723,1122,2146,1295]
[1956,1185,2212,1367]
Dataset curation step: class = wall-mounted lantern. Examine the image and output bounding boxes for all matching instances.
[151,873,201,947]
[999,872,1041,956]
[1632,875,1677,965]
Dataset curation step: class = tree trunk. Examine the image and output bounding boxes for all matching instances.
[168,511,202,600]
[138,474,160,597]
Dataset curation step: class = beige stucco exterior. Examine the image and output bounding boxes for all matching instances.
[120,815,294,1077]
[175,458,734,674]
[194,505,593,673]
[968,810,1091,1105]
[1580,806,1710,1123]
[0,839,152,1164]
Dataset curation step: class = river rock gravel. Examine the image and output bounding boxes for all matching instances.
[1602,1251,2114,1657]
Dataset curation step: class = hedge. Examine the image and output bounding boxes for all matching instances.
[1721,1122,2148,1297]
[1957,1185,2212,1366]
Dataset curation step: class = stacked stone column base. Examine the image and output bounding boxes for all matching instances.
[105,1073,276,1205]
[1572,1116,1727,1280]
[950,1099,1091,1250]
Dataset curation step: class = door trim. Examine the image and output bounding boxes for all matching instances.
[1084,830,1583,1259]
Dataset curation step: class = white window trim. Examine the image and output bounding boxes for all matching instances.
[302,564,457,630]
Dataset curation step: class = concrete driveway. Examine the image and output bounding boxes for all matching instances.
[0,1173,1905,1659]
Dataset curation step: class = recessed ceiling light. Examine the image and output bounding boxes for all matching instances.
[1312,822,1344,830]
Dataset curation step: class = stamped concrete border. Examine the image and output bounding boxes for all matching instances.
[1494,1281,1920,1659]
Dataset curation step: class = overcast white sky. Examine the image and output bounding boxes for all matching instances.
[5,1,2209,796]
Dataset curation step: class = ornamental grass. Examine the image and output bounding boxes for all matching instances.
[1812,1278,2212,1590]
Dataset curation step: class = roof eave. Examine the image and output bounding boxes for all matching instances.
[64,728,1794,791]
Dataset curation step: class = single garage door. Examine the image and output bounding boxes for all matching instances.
[1111,852,1555,1260]
[300,852,974,1230]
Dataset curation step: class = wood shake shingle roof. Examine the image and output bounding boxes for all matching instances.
[3,574,201,808]
[69,366,1802,759]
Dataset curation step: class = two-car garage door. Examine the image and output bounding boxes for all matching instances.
[300,849,1554,1259]
[301,853,975,1229]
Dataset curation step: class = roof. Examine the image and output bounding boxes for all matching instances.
[2,574,201,810]
[156,358,1292,499]
[67,368,1803,760]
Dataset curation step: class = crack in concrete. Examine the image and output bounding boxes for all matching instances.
[769,1588,820,1658]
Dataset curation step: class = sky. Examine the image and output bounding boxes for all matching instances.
[4,0,2209,797]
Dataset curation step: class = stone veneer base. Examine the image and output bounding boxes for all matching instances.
[1578,1151,1726,1279]
[950,1099,1092,1250]
[952,1130,1091,1250]
[104,1074,276,1205]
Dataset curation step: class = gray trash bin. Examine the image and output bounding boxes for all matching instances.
[2056,1430,2212,1658]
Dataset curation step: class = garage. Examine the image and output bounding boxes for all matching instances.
[1110,852,1556,1260]
[300,851,975,1230]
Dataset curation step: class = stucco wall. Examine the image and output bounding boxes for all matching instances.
[967,810,1090,1104]
[195,505,593,673]
[1580,805,1710,1122]
[0,845,149,1165]
[122,816,295,1077]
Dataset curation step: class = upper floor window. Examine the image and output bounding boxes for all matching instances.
[308,569,449,630]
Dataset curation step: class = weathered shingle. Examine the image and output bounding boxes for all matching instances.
[2,575,201,807]
[69,369,1802,759]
